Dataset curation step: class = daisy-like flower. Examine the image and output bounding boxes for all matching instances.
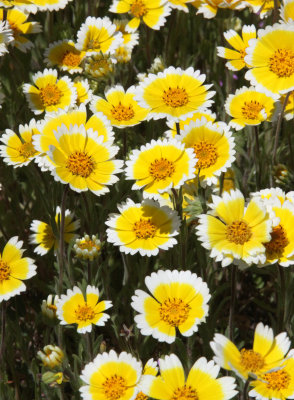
[47,124,123,196]
[1,8,41,53]
[225,86,277,130]
[210,322,291,380]
[41,294,58,319]
[110,0,171,32]
[73,77,93,106]
[44,40,85,74]
[125,138,196,199]
[76,16,123,56]
[113,18,139,49]
[132,269,210,343]
[217,25,256,71]
[0,236,37,302]
[74,234,101,260]
[245,0,275,18]
[30,207,80,255]
[249,351,294,400]
[193,0,245,19]
[106,198,180,256]
[57,286,112,334]
[0,21,13,56]
[0,0,37,14]
[141,354,237,400]
[31,0,74,12]
[136,358,158,400]
[84,53,116,78]
[167,0,195,11]
[177,118,235,186]
[245,23,294,97]
[213,168,235,194]
[115,44,133,63]
[196,189,272,267]
[280,91,294,120]
[281,0,294,22]
[91,85,149,128]
[0,119,41,167]
[136,66,215,122]
[23,68,77,115]
[37,345,64,368]
[80,350,142,400]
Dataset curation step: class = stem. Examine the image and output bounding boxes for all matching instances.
[253,126,261,189]
[88,260,92,284]
[58,185,69,296]
[228,265,237,341]
[175,121,181,136]
[278,264,286,332]
[273,92,290,165]
[243,378,250,400]
[273,0,279,23]
[0,302,6,383]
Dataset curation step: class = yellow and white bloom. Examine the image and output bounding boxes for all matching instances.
[73,77,93,106]
[196,189,272,267]
[211,322,291,380]
[30,206,80,255]
[217,25,256,71]
[136,66,215,122]
[115,44,133,63]
[0,236,37,302]
[194,0,245,19]
[47,124,123,196]
[125,138,196,199]
[280,91,294,120]
[57,285,112,334]
[225,86,277,130]
[37,345,64,368]
[91,85,149,128]
[167,0,195,11]
[110,0,171,32]
[251,188,287,209]
[76,16,123,56]
[113,18,139,48]
[74,234,101,260]
[31,0,74,12]
[106,198,180,256]
[132,269,210,343]
[136,358,158,400]
[177,118,236,186]
[245,0,275,18]
[44,40,85,74]
[0,21,13,56]
[23,68,77,115]
[0,119,41,167]
[80,350,142,400]
[41,294,58,319]
[84,53,116,78]
[280,0,294,23]
[141,354,237,400]
[0,0,37,13]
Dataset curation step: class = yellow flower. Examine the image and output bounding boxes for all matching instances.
[193,0,245,18]
[217,25,256,71]
[281,90,294,120]
[210,322,291,380]
[281,0,294,23]
[56,285,112,333]
[91,85,149,128]
[0,236,37,302]
[136,66,215,122]
[44,40,85,74]
[73,77,93,106]
[0,21,13,55]
[167,0,195,12]
[113,18,139,47]
[196,189,272,267]
[106,198,180,256]
[114,44,133,63]
[47,124,123,195]
[245,0,276,18]
[23,68,77,115]
[41,294,58,319]
[74,234,101,260]
[29,0,74,11]
[225,86,277,130]
[245,24,294,97]
[37,345,64,368]
[135,359,158,400]
[84,53,116,78]
[213,168,235,194]
[110,0,171,32]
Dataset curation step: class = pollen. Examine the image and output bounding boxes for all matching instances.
[133,218,157,239]
[66,151,95,178]
[130,0,147,17]
[102,375,127,400]
[159,298,191,327]
[269,48,294,78]
[111,103,135,121]
[18,140,37,160]
[74,303,96,322]
[240,349,265,372]
[149,158,175,180]
[226,220,252,245]
[62,51,81,67]
[77,239,100,252]
[192,141,218,169]
[264,224,289,259]
[241,100,264,120]
[171,385,198,400]
[0,260,11,282]
[262,369,291,390]
[135,392,148,400]
[39,84,63,107]
[162,87,189,108]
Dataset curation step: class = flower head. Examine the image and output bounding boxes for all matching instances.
[167,0,195,12]
[84,53,116,78]
[280,0,294,23]
[194,0,245,18]
[74,234,101,260]
[73,77,93,106]
[44,40,85,74]
[245,0,274,18]
[0,20,13,56]
[41,294,58,319]
[37,345,64,368]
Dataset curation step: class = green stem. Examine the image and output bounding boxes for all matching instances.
[0,302,6,383]
[273,92,290,165]
[253,126,261,190]
[228,265,237,341]
[58,185,69,296]
[278,264,286,332]
[243,378,250,400]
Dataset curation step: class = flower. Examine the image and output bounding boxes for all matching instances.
[217,25,256,71]
[113,18,139,48]
[281,91,294,120]
[56,285,112,334]
[106,198,180,256]
[193,0,245,18]
[245,0,274,18]
[167,0,195,12]
[30,206,80,255]
[135,359,158,400]
[140,354,237,400]
[109,0,171,32]
[0,119,41,167]
[44,40,85,74]
[91,85,149,128]
[0,0,37,14]
[84,53,116,78]
[41,294,58,319]
[0,21,13,56]
[23,68,77,115]
[47,124,123,195]
[224,86,277,130]
[0,236,37,302]
[31,0,74,12]
[280,0,294,23]
[80,350,142,400]
[213,168,235,194]
[177,118,235,186]
[76,16,123,56]
[132,269,210,343]
[73,77,93,106]
[135,66,215,122]
[196,189,272,267]
[245,24,294,97]
[125,138,196,199]
[1,8,41,52]
[114,44,133,63]
[37,345,64,368]
[210,322,291,380]
[42,371,68,386]
[74,234,101,260]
